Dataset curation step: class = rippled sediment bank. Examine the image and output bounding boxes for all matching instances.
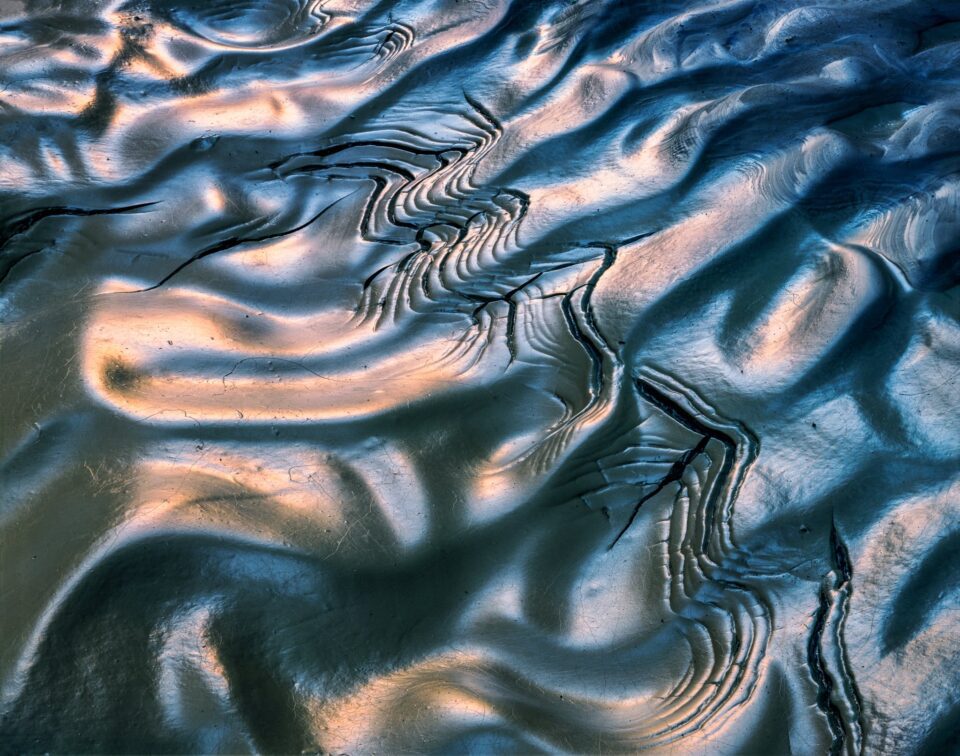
[1,1,959,752]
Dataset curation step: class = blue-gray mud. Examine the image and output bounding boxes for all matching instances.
[1,1,958,753]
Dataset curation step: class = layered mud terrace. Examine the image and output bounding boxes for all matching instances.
[1,1,959,753]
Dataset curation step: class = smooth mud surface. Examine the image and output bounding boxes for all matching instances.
[1,1,959,753]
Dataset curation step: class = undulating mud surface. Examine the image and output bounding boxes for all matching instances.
[1,1,959,753]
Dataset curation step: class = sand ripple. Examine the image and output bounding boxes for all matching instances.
[2,0,959,752]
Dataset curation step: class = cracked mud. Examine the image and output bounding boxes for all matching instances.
[1,1,959,753]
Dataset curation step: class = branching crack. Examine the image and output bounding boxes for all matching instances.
[606,377,736,550]
[608,434,710,550]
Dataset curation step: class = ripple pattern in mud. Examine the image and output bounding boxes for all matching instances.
[1,1,959,753]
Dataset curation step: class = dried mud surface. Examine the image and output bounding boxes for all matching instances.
[1,1,959,753]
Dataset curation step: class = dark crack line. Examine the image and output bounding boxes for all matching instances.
[138,192,356,293]
[809,583,845,755]
[808,520,864,756]
[636,378,736,450]
[634,377,742,549]
[0,202,159,285]
[462,272,543,362]
[0,247,44,286]
[556,243,620,403]
[268,94,497,173]
[221,357,337,388]
[608,434,711,550]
